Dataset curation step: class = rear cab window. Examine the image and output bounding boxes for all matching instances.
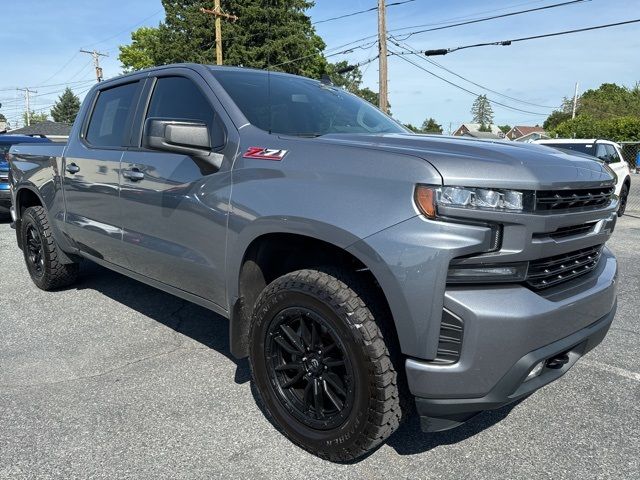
[85,82,140,148]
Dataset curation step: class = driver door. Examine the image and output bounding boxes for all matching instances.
[119,72,237,308]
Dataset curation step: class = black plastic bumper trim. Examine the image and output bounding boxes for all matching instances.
[415,302,616,432]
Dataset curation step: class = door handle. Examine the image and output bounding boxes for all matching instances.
[66,163,80,174]
[122,168,145,182]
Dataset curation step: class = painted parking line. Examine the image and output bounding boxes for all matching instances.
[579,359,640,382]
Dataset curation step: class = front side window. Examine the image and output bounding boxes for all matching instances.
[85,82,139,147]
[211,69,406,137]
[146,76,224,149]
[604,144,620,163]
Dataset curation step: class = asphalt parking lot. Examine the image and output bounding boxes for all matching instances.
[1,185,639,479]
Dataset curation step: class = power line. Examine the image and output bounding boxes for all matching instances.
[391,0,589,40]
[315,0,556,53]
[312,0,415,25]
[388,48,548,116]
[423,18,640,56]
[81,9,163,49]
[389,38,559,109]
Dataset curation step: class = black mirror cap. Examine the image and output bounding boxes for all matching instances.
[143,118,223,169]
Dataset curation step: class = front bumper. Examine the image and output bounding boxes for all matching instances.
[408,249,617,432]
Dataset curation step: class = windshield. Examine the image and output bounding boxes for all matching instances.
[211,69,406,136]
[543,143,595,156]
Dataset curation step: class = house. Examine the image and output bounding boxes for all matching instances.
[453,123,506,140]
[512,131,550,143]
[8,120,72,142]
[506,125,546,141]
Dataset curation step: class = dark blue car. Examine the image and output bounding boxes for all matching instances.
[0,135,52,217]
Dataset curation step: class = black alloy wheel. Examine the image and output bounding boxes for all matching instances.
[25,223,45,278]
[265,306,355,430]
[249,269,404,462]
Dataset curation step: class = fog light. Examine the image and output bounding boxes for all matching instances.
[525,361,544,381]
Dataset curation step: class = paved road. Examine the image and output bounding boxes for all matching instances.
[1,201,638,479]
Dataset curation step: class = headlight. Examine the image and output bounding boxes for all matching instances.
[415,185,524,218]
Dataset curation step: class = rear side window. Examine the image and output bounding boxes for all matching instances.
[86,82,139,147]
[146,76,224,148]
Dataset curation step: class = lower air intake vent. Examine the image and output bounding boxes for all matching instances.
[433,309,464,365]
[526,244,604,290]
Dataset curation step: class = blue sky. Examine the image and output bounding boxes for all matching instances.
[1,0,639,130]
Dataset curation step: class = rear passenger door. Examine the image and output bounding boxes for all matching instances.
[119,71,237,308]
[63,80,142,266]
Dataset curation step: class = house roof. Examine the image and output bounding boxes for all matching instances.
[9,120,72,137]
[513,131,550,143]
[457,123,504,136]
[510,125,546,137]
[463,131,504,140]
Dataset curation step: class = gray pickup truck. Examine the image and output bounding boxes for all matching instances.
[8,64,618,461]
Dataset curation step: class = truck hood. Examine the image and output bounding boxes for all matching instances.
[318,133,615,190]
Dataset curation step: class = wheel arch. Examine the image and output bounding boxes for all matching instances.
[14,186,45,249]
[227,228,400,360]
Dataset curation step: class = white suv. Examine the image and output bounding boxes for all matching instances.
[535,139,632,216]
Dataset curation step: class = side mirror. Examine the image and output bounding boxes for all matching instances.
[143,118,223,169]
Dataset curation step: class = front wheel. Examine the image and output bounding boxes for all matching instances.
[618,183,629,217]
[249,269,403,462]
[20,206,79,290]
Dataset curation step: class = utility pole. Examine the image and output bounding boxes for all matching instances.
[200,1,238,65]
[16,87,37,126]
[571,81,579,119]
[80,49,109,82]
[377,0,388,113]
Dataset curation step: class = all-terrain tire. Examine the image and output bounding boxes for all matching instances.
[21,206,79,290]
[618,183,629,217]
[249,268,404,462]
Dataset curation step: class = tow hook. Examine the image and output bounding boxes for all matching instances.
[546,353,570,369]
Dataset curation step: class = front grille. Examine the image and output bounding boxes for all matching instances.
[526,244,604,290]
[535,187,614,211]
[433,309,464,365]
[0,175,8,184]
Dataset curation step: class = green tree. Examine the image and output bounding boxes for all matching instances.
[119,1,328,78]
[543,110,572,130]
[51,88,81,124]
[471,95,494,128]
[421,117,442,134]
[579,83,640,119]
[403,123,421,133]
[551,115,640,142]
[119,27,161,73]
[498,124,511,134]
[22,111,48,126]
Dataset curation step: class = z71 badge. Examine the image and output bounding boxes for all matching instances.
[242,147,288,161]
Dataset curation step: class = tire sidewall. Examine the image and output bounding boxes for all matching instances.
[250,286,374,455]
[21,208,51,288]
[618,184,628,216]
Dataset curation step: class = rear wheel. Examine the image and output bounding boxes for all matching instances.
[21,206,79,290]
[249,269,403,462]
[618,183,629,217]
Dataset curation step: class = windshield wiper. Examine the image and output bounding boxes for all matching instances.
[292,132,324,138]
